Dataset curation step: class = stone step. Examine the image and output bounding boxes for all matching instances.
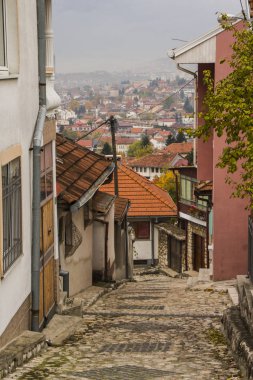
[0,331,46,379]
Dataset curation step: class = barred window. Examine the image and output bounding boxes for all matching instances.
[2,157,22,273]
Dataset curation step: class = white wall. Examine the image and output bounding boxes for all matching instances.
[59,209,93,297]
[0,1,39,335]
[93,205,116,280]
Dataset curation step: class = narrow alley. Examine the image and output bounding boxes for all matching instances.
[7,273,241,380]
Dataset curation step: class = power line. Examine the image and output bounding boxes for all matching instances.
[137,77,194,117]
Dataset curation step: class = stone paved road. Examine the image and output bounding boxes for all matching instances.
[6,275,241,380]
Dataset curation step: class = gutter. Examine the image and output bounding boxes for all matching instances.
[31,0,46,332]
[70,163,115,212]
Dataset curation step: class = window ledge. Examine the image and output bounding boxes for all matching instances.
[0,253,24,280]
[0,74,19,80]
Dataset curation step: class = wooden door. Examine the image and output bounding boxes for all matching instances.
[39,198,55,327]
[193,233,205,271]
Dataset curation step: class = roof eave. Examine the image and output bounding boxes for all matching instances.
[70,163,115,212]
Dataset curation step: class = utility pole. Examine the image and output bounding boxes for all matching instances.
[109,116,119,196]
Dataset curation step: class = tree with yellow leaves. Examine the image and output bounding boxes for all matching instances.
[153,170,177,202]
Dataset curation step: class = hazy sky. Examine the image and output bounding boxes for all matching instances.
[53,0,242,73]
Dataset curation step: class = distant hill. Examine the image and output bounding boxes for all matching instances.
[55,58,180,87]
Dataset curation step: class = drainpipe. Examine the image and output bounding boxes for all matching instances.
[31,0,46,332]
[176,64,197,166]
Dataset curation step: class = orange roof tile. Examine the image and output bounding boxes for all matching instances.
[163,142,193,154]
[100,164,176,217]
[130,152,177,168]
[56,134,113,205]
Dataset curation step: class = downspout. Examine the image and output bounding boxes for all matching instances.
[31,0,46,332]
[176,64,197,166]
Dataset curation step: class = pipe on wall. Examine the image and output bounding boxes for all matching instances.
[31,0,47,332]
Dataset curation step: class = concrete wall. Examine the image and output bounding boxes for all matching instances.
[212,26,248,280]
[0,1,39,337]
[93,205,115,280]
[59,209,93,296]
[132,221,158,262]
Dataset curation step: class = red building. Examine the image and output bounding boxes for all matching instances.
[170,20,248,280]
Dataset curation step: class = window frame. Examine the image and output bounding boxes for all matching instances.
[0,0,8,75]
[131,221,150,240]
[2,156,22,274]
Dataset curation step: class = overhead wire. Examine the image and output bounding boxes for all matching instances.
[60,77,195,144]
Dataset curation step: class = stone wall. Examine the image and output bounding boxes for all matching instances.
[187,222,207,270]
[158,228,168,268]
[156,224,186,272]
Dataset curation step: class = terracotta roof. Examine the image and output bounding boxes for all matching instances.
[114,197,130,223]
[56,134,113,205]
[130,152,176,168]
[77,140,93,148]
[164,142,193,154]
[100,164,176,217]
[92,191,115,214]
[116,137,136,145]
[195,180,213,195]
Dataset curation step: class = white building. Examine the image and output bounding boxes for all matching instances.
[0,0,60,347]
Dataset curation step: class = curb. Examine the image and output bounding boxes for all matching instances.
[222,306,253,379]
[0,331,46,379]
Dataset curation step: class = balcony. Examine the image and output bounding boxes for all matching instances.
[179,175,208,223]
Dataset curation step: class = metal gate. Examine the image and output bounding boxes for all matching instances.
[167,236,182,273]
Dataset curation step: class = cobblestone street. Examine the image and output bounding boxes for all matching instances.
[6,274,241,380]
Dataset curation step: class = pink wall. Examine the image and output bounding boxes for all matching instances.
[212,25,248,280]
[197,64,214,182]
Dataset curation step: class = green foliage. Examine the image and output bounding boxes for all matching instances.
[186,149,194,165]
[62,129,78,140]
[165,135,176,146]
[127,138,153,158]
[141,134,150,147]
[189,22,253,204]
[176,131,186,143]
[101,142,112,155]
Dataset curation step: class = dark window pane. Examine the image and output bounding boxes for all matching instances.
[46,170,53,197]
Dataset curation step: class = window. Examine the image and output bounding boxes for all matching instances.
[131,221,150,240]
[0,0,6,68]
[64,212,82,257]
[40,143,53,202]
[0,0,19,76]
[2,157,22,273]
